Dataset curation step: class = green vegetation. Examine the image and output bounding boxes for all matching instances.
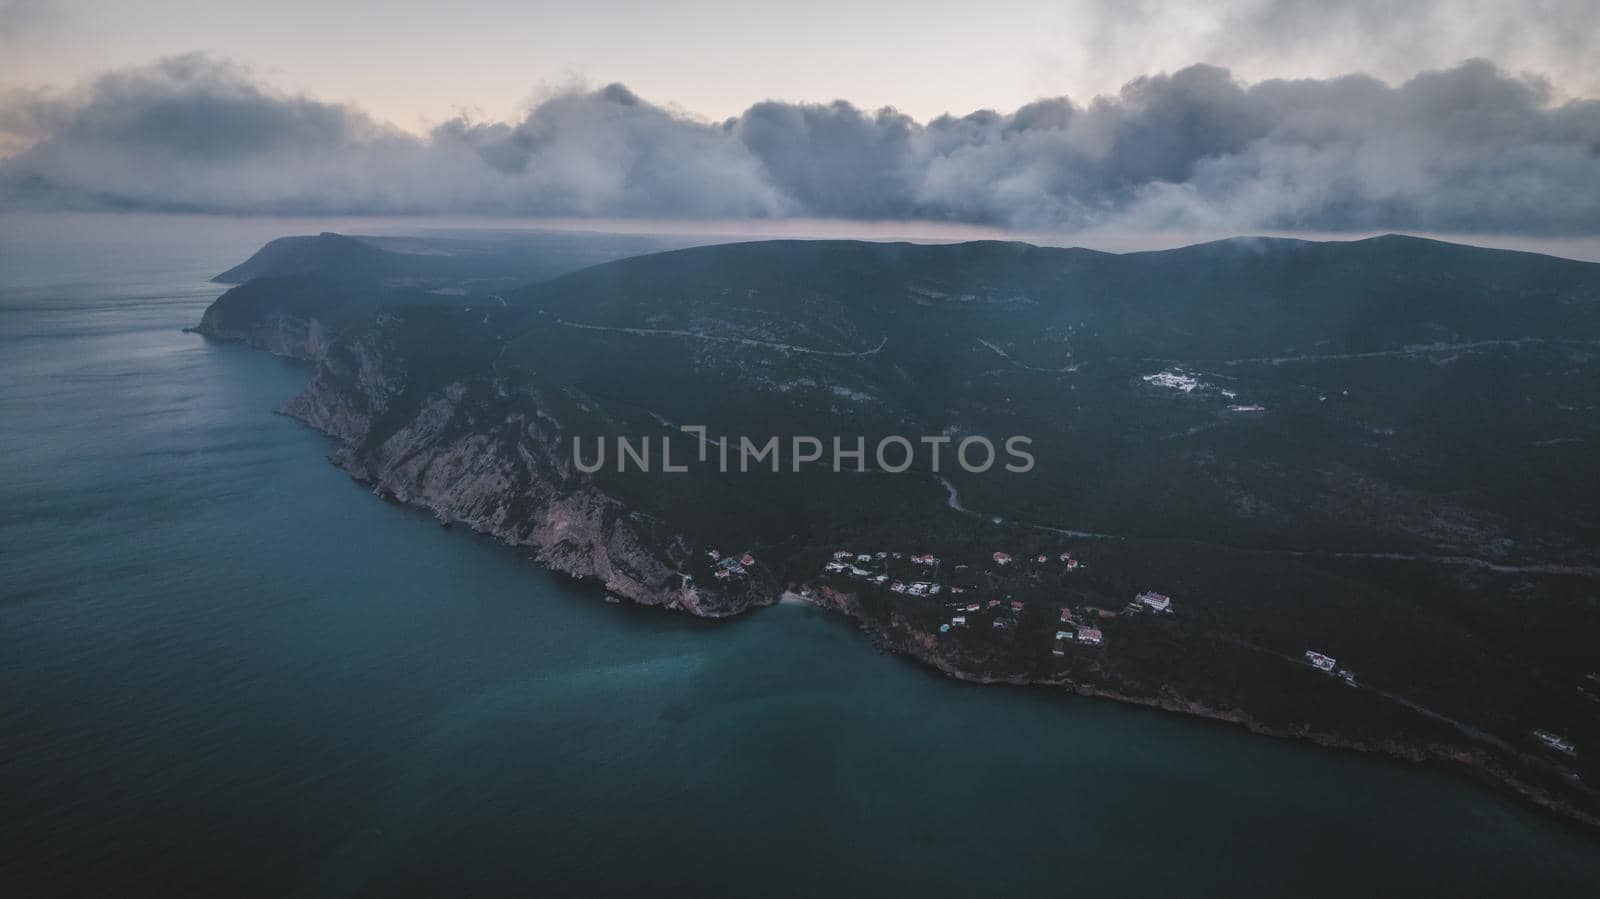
[199,232,1600,825]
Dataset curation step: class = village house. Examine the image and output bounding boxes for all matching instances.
[987,599,1001,609]
[824,561,847,573]
[1059,608,1073,623]
[708,549,722,560]
[741,553,756,567]
[1058,552,1072,562]
[1076,626,1103,646]
[1304,650,1337,672]
[912,553,939,566]
[1136,591,1173,613]
[856,553,873,564]
[832,550,852,560]
[890,581,907,593]
[1055,630,1075,642]
[1534,729,1578,755]
[1035,554,1048,564]
[872,574,889,585]
[1009,600,1024,612]
[992,552,1013,565]
[951,616,967,627]
[849,566,871,577]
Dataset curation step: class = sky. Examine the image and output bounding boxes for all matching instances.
[2,0,1598,237]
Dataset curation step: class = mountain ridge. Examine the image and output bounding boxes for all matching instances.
[192,230,1600,831]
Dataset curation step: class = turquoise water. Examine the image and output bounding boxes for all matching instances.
[2,215,1598,897]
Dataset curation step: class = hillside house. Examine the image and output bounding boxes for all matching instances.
[1136,591,1173,613]
[1534,730,1577,755]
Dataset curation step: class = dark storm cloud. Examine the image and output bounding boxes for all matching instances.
[2,53,1598,232]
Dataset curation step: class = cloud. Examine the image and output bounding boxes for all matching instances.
[2,53,1598,233]
[1055,0,1600,106]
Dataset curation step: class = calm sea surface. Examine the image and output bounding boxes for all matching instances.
[2,215,1598,897]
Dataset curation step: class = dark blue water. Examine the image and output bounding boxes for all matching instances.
[3,214,1598,897]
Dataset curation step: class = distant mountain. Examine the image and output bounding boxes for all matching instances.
[195,233,1600,828]
[196,229,714,357]
[212,229,704,285]
[213,233,402,283]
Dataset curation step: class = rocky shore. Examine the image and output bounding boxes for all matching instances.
[799,583,1600,833]
[195,304,772,618]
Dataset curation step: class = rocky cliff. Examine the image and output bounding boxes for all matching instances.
[279,311,773,618]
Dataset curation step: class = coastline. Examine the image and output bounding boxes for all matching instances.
[190,314,1600,839]
[796,584,1600,834]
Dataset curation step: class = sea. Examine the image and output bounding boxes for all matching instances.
[2,213,1598,897]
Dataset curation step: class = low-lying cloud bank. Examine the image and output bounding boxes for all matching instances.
[2,54,1597,233]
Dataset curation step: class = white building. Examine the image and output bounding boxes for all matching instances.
[1304,650,1336,672]
[1136,591,1173,612]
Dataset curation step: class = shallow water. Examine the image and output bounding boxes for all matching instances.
[2,215,1598,897]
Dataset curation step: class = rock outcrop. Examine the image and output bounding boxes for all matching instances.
[279,312,772,618]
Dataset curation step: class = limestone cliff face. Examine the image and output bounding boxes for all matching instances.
[278,315,771,618]
[189,276,385,362]
[191,306,333,361]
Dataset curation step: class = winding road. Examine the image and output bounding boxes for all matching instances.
[556,320,889,357]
